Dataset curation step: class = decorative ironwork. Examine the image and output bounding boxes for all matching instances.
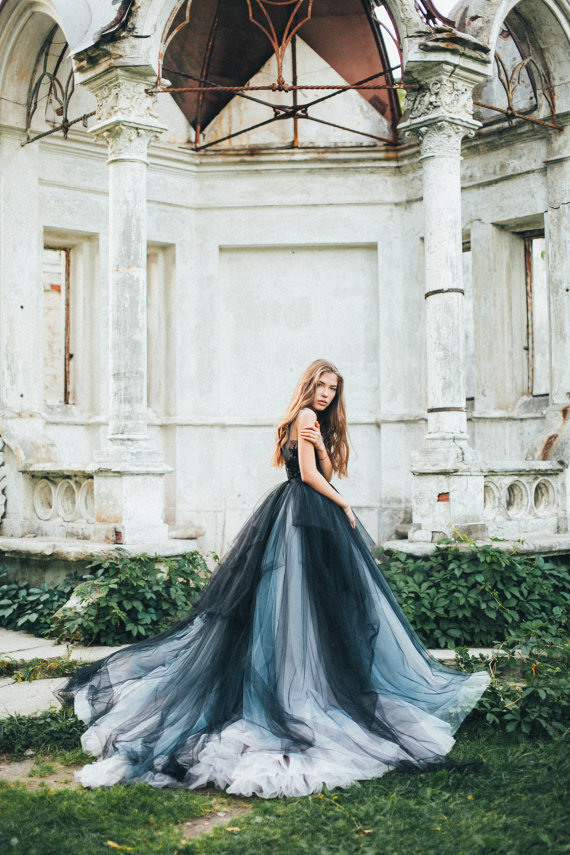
[161,62,408,149]
[473,20,560,131]
[24,25,95,146]
[156,0,409,150]
[245,0,314,88]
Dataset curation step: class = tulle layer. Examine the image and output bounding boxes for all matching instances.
[61,479,490,797]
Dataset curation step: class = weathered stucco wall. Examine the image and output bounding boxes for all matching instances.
[0,0,568,555]
[22,114,565,552]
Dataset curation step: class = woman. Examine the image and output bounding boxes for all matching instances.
[61,359,489,798]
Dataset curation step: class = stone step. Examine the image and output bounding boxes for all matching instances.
[0,629,124,663]
[0,676,68,719]
[0,629,125,720]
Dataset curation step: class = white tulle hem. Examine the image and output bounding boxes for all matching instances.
[75,698,472,798]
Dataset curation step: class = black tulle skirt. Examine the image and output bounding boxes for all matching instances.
[60,477,489,797]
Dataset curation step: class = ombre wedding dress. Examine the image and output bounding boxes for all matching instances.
[61,433,489,798]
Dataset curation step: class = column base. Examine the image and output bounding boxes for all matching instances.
[93,438,167,471]
[410,436,486,541]
[412,435,482,469]
[410,468,487,542]
[91,464,172,547]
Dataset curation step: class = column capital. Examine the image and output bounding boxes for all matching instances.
[400,69,482,155]
[99,121,164,163]
[400,35,491,154]
[414,119,476,159]
[85,66,166,162]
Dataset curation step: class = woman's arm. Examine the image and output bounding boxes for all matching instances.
[299,418,334,482]
[296,409,356,527]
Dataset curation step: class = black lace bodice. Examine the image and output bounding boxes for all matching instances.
[283,441,301,480]
[283,440,322,481]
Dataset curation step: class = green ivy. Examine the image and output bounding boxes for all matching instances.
[456,622,570,738]
[50,552,212,646]
[0,707,85,758]
[0,553,212,648]
[0,576,75,638]
[378,542,569,648]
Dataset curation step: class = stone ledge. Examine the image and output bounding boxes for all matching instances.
[485,460,566,474]
[0,536,197,562]
[0,676,68,719]
[383,531,570,556]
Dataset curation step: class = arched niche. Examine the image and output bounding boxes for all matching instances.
[453,0,570,119]
[0,0,96,132]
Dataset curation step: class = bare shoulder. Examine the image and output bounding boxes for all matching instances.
[298,407,316,425]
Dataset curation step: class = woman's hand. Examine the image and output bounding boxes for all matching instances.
[343,504,356,529]
[299,420,326,454]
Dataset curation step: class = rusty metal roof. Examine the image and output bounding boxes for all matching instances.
[162,0,400,136]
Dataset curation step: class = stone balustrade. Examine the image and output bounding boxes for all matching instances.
[483,462,567,537]
[27,470,95,539]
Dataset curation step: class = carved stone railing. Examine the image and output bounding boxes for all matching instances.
[32,476,95,525]
[26,467,96,539]
[483,461,567,537]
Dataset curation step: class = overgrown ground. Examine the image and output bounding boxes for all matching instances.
[1,546,568,853]
[0,727,568,855]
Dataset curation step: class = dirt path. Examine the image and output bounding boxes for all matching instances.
[179,804,253,839]
[0,758,253,838]
[0,758,83,788]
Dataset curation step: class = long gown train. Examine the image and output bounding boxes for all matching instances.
[60,440,489,798]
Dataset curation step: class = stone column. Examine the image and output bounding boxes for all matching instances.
[84,67,171,544]
[402,72,481,456]
[400,54,489,541]
[525,132,570,460]
[89,68,165,456]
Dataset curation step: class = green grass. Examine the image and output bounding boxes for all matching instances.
[0,728,568,855]
[0,783,220,855]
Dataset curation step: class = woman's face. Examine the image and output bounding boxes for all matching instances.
[311,372,338,413]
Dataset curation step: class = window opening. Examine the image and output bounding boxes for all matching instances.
[524,235,549,397]
[43,247,72,405]
[371,2,403,109]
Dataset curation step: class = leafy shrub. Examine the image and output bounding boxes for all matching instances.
[379,543,569,648]
[0,576,75,638]
[457,623,570,738]
[0,707,85,758]
[50,552,211,646]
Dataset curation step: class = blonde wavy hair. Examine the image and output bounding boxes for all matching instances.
[271,359,350,478]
